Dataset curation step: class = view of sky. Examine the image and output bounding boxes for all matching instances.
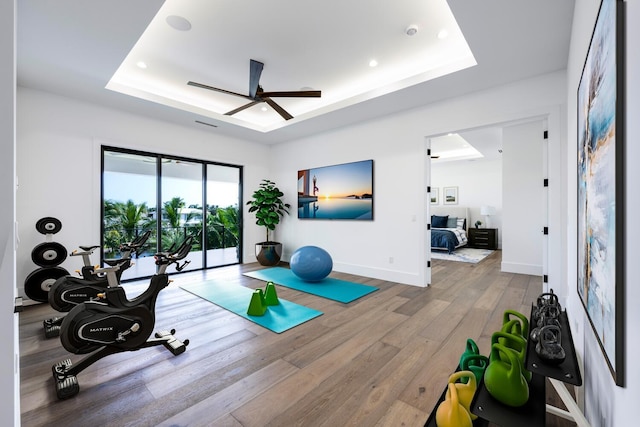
[299,160,373,198]
[104,171,239,208]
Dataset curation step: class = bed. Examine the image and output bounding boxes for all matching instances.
[430,206,469,253]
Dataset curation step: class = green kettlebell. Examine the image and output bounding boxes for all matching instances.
[458,338,480,368]
[435,383,473,427]
[447,370,478,421]
[491,330,532,382]
[503,309,530,338]
[484,343,529,407]
[501,318,523,338]
[461,353,489,385]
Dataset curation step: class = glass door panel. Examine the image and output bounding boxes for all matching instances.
[160,158,203,272]
[102,150,158,280]
[206,164,241,266]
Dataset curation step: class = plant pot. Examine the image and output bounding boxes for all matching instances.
[255,242,283,266]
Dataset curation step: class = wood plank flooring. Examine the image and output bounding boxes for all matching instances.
[19,251,576,426]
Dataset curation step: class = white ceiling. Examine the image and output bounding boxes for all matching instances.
[16,0,575,145]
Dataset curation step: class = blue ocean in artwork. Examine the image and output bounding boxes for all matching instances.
[298,197,372,219]
[298,159,373,220]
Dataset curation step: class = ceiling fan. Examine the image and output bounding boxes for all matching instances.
[187,59,321,121]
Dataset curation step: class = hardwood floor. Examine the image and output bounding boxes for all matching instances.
[20,251,576,426]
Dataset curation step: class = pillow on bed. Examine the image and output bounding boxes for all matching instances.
[457,218,466,230]
[446,217,458,228]
[432,215,449,228]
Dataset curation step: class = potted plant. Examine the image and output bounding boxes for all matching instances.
[246,179,291,266]
[474,220,482,228]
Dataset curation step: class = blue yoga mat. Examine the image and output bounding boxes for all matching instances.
[180,281,323,334]
[243,267,378,303]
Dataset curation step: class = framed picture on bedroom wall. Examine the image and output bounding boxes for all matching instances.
[443,186,458,205]
[577,0,624,386]
[430,187,439,205]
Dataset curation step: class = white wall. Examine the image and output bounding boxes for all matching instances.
[431,157,503,246]
[501,121,544,275]
[270,71,567,287]
[16,87,270,299]
[1,0,19,424]
[566,1,640,425]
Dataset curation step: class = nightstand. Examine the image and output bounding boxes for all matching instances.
[468,228,498,250]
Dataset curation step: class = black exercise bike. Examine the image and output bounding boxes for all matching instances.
[52,237,192,400]
[68,230,151,282]
[43,231,151,338]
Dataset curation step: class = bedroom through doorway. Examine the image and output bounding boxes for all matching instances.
[424,118,548,286]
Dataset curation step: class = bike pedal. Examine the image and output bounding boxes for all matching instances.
[55,375,79,400]
[154,330,172,339]
[44,324,61,339]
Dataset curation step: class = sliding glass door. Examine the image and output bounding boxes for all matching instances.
[103,151,158,280]
[160,158,202,272]
[102,147,242,280]
[206,164,241,266]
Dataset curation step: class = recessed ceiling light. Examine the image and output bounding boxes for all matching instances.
[136,61,147,69]
[437,29,449,39]
[369,59,378,68]
[166,15,192,31]
[405,25,418,36]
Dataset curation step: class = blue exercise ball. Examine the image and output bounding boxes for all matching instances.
[290,246,333,282]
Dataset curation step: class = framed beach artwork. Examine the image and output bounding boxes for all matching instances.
[577,0,624,386]
[430,188,439,205]
[297,159,373,220]
[443,186,458,205]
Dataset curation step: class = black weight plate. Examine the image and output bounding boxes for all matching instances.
[32,242,68,267]
[24,266,70,303]
[35,217,62,235]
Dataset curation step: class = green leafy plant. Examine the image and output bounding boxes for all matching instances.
[246,179,291,243]
[475,220,482,228]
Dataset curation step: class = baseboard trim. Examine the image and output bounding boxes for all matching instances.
[501,261,543,276]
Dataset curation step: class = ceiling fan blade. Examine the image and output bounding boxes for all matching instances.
[264,98,293,120]
[259,90,321,98]
[225,100,262,116]
[187,81,253,100]
[249,59,264,99]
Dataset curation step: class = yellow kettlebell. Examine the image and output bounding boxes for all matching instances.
[435,383,473,427]
[447,370,478,420]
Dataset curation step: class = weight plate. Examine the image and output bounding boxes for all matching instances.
[24,266,70,303]
[35,217,62,235]
[32,242,68,267]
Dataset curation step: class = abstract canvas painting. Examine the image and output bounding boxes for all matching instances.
[577,0,624,386]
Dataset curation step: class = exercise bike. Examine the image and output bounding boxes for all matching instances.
[43,231,151,338]
[70,230,151,281]
[52,237,192,400]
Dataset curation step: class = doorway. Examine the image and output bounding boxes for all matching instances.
[424,118,548,285]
